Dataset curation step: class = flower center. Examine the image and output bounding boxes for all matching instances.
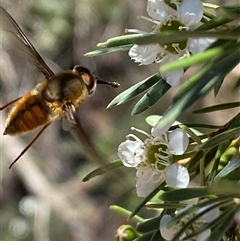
[159,20,187,54]
[146,142,170,170]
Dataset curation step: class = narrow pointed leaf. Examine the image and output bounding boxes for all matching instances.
[193,101,240,113]
[82,160,123,182]
[153,49,240,131]
[150,231,164,241]
[85,44,132,57]
[159,187,207,202]
[107,73,161,108]
[182,123,221,129]
[197,12,240,30]
[199,126,240,150]
[214,77,224,96]
[160,43,239,73]
[174,47,239,103]
[131,79,171,115]
[98,31,238,49]
[216,155,240,179]
[137,217,161,233]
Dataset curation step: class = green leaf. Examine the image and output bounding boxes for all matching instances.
[85,44,132,57]
[153,48,240,131]
[207,181,240,195]
[159,187,207,202]
[216,5,240,20]
[107,73,161,108]
[150,231,164,241]
[213,77,224,96]
[199,126,240,150]
[82,160,123,182]
[145,202,186,209]
[174,47,240,103]
[197,11,240,30]
[182,123,221,129]
[216,156,240,179]
[193,101,240,113]
[131,79,171,115]
[188,150,205,174]
[160,43,239,73]
[136,217,160,233]
[207,140,233,182]
[97,31,239,49]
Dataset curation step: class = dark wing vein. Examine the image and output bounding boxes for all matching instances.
[0,6,54,78]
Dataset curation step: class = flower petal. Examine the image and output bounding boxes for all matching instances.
[160,215,174,240]
[189,37,216,54]
[118,140,145,167]
[147,0,174,22]
[151,117,174,137]
[165,163,190,187]
[197,228,211,241]
[179,0,203,26]
[161,68,184,87]
[136,165,164,197]
[128,44,161,65]
[198,200,220,223]
[168,128,189,155]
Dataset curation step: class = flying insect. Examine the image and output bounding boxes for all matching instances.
[0,6,119,169]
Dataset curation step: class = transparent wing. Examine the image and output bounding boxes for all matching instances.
[0,6,54,78]
[63,104,108,166]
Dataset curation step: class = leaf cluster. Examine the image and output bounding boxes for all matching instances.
[84,3,240,241]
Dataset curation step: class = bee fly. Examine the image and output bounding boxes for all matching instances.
[0,6,120,169]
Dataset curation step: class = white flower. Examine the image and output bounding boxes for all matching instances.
[118,137,145,167]
[160,201,220,241]
[136,164,165,197]
[147,0,175,22]
[128,0,215,87]
[118,120,189,197]
[128,44,161,65]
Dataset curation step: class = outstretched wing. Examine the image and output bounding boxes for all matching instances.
[0,6,54,78]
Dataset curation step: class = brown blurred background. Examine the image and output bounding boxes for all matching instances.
[0,0,239,240]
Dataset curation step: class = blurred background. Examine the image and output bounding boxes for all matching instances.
[0,0,239,240]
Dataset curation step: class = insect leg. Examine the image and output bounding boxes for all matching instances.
[0,97,21,110]
[63,103,77,124]
[9,123,51,169]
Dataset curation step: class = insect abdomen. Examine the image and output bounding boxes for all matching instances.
[4,91,51,135]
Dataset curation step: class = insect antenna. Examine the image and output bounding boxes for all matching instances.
[0,97,21,110]
[9,123,50,169]
[97,79,120,88]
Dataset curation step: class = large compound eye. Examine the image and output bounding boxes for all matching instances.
[73,66,97,95]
